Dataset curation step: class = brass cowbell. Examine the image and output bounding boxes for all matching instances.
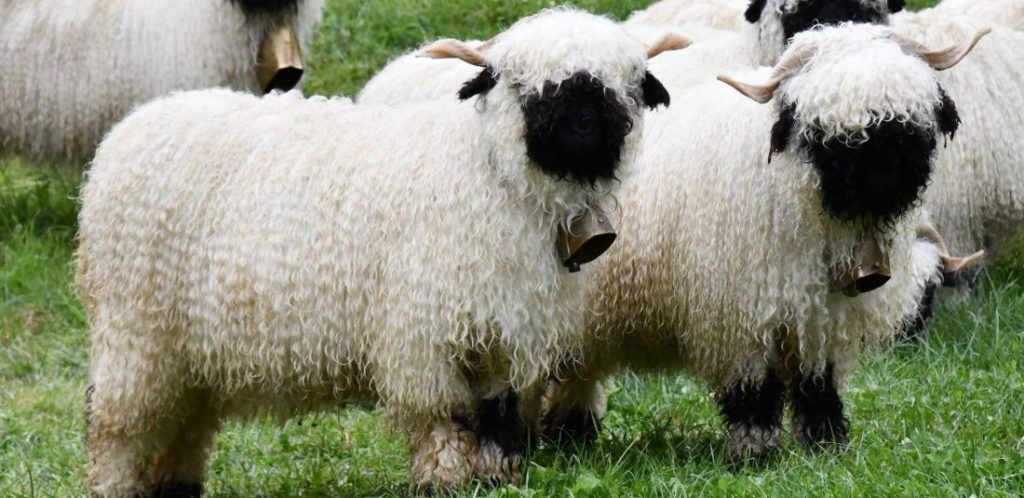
[557,208,617,273]
[256,21,305,93]
[830,228,892,297]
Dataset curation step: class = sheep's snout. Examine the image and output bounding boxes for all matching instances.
[522,72,634,185]
[557,208,617,273]
[830,228,892,296]
[807,120,935,226]
[256,21,304,93]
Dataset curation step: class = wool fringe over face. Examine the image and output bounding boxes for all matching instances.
[0,0,324,164]
[77,7,661,496]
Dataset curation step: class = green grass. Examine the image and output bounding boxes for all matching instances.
[4,0,1021,496]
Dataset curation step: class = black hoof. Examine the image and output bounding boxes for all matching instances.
[791,364,849,451]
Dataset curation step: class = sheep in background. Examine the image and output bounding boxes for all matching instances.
[536,24,984,456]
[0,0,323,165]
[77,8,685,495]
[623,0,749,30]
[933,0,1024,31]
[626,0,905,65]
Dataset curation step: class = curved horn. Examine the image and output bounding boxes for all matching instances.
[940,250,986,274]
[647,32,693,59]
[717,75,779,103]
[894,28,991,71]
[418,39,487,67]
[717,40,815,103]
[916,221,986,273]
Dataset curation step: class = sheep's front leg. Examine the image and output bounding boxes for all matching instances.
[791,363,848,451]
[472,391,526,486]
[718,369,785,459]
[408,391,526,493]
[538,378,606,443]
[409,417,479,494]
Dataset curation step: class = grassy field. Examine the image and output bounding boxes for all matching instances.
[2,0,1022,496]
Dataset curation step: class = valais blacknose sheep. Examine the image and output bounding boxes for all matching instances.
[536,24,984,457]
[625,0,906,65]
[77,8,685,496]
[0,0,323,164]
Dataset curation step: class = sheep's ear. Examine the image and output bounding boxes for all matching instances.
[769,103,796,162]
[745,0,768,22]
[418,38,487,67]
[888,0,906,13]
[641,71,671,109]
[458,67,498,100]
[936,88,960,140]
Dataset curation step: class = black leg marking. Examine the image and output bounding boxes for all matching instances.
[719,369,785,458]
[791,363,849,451]
[902,279,938,341]
[475,391,526,456]
[539,405,601,444]
[148,482,203,498]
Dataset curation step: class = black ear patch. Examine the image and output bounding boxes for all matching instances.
[936,88,961,140]
[228,0,300,16]
[458,67,499,101]
[769,103,797,162]
[745,0,769,22]
[888,0,906,13]
[641,71,671,109]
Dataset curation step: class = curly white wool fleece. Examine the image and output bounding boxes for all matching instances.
[568,25,946,393]
[0,0,323,164]
[623,0,749,31]
[888,12,1024,255]
[933,0,1024,31]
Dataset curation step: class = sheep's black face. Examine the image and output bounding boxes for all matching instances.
[772,93,959,225]
[229,0,300,16]
[746,0,893,36]
[520,72,635,185]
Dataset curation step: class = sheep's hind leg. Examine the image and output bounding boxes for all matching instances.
[473,390,526,486]
[538,378,606,444]
[148,394,221,498]
[791,363,848,451]
[86,385,179,498]
[718,369,785,459]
